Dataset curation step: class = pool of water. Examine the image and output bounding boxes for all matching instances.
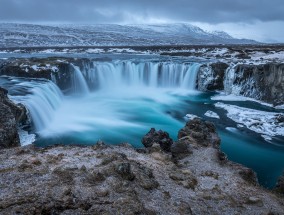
[1,56,284,189]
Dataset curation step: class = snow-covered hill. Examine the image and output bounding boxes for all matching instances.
[0,23,257,48]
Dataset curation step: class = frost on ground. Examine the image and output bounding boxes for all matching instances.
[215,102,284,139]
[204,110,220,119]
[1,118,284,214]
[211,93,273,107]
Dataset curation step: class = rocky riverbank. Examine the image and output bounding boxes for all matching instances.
[0,118,283,214]
[0,87,26,149]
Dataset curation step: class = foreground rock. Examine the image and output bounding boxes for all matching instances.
[0,119,283,214]
[0,87,26,149]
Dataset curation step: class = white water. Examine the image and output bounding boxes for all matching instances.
[83,61,200,90]
[71,64,90,94]
[12,61,201,144]
[12,80,64,131]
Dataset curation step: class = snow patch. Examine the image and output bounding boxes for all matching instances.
[211,93,273,107]
[18,129,36,146]
[215,102,284,140]
[184,114,199,120]
[204,111,220,119]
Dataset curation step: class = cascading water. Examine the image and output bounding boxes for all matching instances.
[3,60,284,189]
[70,64,90,95]
[82,61,200,91]
[13,80,64,132]
[20,61,201,139]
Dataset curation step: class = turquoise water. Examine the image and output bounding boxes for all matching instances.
[1,58,284,189]
[31,89,284,188]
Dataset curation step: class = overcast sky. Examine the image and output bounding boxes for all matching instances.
[0,0,283,42]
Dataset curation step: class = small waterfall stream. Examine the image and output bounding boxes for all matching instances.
[71,64,90,95]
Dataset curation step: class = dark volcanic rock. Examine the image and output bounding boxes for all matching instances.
[0,58,90,92]
[276,173,284,194]
[197,62,229,91]
[237,166,258,185]
[1,130,284,214]
[171,138,193,160]
[178,118,221,148]
[0,87,26,149]
[228,63,284,106]
[141,128,173,152]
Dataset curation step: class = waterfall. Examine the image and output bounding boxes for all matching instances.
[70,64,90,95]
[19,81,64,132]
[84,61,200,91]
[10,61,201,135]
[224,65,236,94]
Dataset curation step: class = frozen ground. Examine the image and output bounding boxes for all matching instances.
[215,102,284,140]
[0,23,256,48]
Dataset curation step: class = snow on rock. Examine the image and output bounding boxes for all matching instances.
[18,128,36,146]
[204,110,220,119]
[184,114,199,120]
[20,64,59,72]
[215,102,284,139]
[211,93,273,107]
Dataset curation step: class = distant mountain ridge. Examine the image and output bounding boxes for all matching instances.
[0,23,257,48]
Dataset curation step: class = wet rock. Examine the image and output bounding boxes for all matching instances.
[141,128,173,152]
[178,118,220,148]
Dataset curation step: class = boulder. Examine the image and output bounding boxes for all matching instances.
[141,128,173,152]
[178,118,220,148]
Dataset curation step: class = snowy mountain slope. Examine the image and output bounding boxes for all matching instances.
[0,23,257,48]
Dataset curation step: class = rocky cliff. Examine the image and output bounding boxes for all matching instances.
[0,118,283,214]
[0,87,26,149]
[198,62,284,106]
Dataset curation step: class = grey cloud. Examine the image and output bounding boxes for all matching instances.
[0,0,283,24]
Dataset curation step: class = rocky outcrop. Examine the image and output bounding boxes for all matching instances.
[198,62,284,106]
[178,118,221,148]
[0,119,283,214]
[225,63,284,105]
[198,62,229,91]
[141,128,173,152]
[0,87,26,149]
[0,58,90,91]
